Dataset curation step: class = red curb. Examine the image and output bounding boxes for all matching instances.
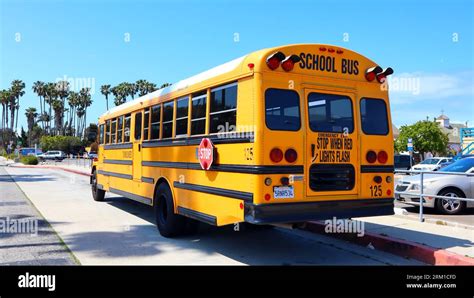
[304,221,474,266]
[9,164,91,177]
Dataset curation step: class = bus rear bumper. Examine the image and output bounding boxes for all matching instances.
[244,198,394,224]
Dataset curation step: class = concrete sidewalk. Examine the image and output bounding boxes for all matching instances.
[306,214,473,265]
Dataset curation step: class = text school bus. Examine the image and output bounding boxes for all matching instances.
[91,44,395,237]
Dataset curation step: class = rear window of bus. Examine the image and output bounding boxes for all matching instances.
[360,98,389,135]
[308,93,353,133]
[265,88,301,131]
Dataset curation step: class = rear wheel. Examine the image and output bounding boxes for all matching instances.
[91,170,105,201]
[154,183,187,238]
[436,189,466,215]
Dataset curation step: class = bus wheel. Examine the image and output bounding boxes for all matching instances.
[91,170,105,202]
[154,183,186,238]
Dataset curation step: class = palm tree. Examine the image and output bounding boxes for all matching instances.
[25,107,38,146]
[52,99,64,135]
[9,80,25,142]
[0,89,11,148]
[111,85,126,106]
[100,84,111,110]
[44,82,57,133]
[66,91,79,136]
[32,81,45,129]
[76,87,92,138]
[55,80,70,132]
[159,83,172,89]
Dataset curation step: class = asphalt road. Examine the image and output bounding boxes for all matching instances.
[3,166,424,265]
[0,166,76,265]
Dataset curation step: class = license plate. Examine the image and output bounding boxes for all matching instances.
[273,186,294,199]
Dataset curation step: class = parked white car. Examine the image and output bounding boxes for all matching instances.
[395,157,474,214]
[38,150,67,161]
[410,157,452,172]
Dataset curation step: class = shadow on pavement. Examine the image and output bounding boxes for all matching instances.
[0,174,56,182]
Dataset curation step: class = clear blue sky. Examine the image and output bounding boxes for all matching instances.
[1,0,473,131]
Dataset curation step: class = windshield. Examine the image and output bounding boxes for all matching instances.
[440,158,474,173]
[419,159,440,165]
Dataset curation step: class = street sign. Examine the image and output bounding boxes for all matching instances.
[407,138,413,152]
[198,138,214,170]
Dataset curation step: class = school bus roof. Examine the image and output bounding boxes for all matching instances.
[99,43,379,122]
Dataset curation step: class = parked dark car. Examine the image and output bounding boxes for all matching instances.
[394,154,414,171]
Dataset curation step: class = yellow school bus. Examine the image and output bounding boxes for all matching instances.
[91,44,395,237]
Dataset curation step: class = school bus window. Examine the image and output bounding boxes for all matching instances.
[143,108,150,140]
[134,112,142,140]
[191,92,207,135]
[124,114,131,142]
[360,98,389,135]
[111,118,117,143]
[117,116,124,143]
[105,120,111,143]
[99,124,104,144]
[150,105,161,139]
[265,88,301,131]
[210,82,237,134]
[175,96,189,137]
[308,93,353,133]
[162,101,174,139]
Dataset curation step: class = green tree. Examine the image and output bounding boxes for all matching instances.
[395,120,449,159]
[101,84,111,110]
[32,81,46,129]
[25,107,38,146]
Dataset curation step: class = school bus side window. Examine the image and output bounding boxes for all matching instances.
[105,120,111,143]
[111,118,117,143]
[191,92,206,135]
[134,112,142,140]
[124,114,131,142]
[308,93,353,133]
[175,96,189,137]
[117,116,124,143]
[360,98,389,135]
[99,124,104,144]
[265,88,301,131]
[210,82,237,134]
[143,108,150,140]
[162,101,174,139]
[150,105,161,139]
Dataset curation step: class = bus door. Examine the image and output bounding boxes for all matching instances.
[132,111,143,192]
[304,88,359,198]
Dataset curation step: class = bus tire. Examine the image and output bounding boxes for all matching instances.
[154,183,186,238]
[91,170,105,202]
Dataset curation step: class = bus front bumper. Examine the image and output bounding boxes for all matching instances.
[244,198,394,224]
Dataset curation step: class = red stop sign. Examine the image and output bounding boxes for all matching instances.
[198,138,214,170]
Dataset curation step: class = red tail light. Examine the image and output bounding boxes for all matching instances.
[93,157,98,162]
[281,55,301,72]
[377,151,388,164]
[376,67,394,83]
[366,150,377,163]
[365,66,382,82]
[270,148,283,163]
[266,51,286,70]
[284,149,298,163]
